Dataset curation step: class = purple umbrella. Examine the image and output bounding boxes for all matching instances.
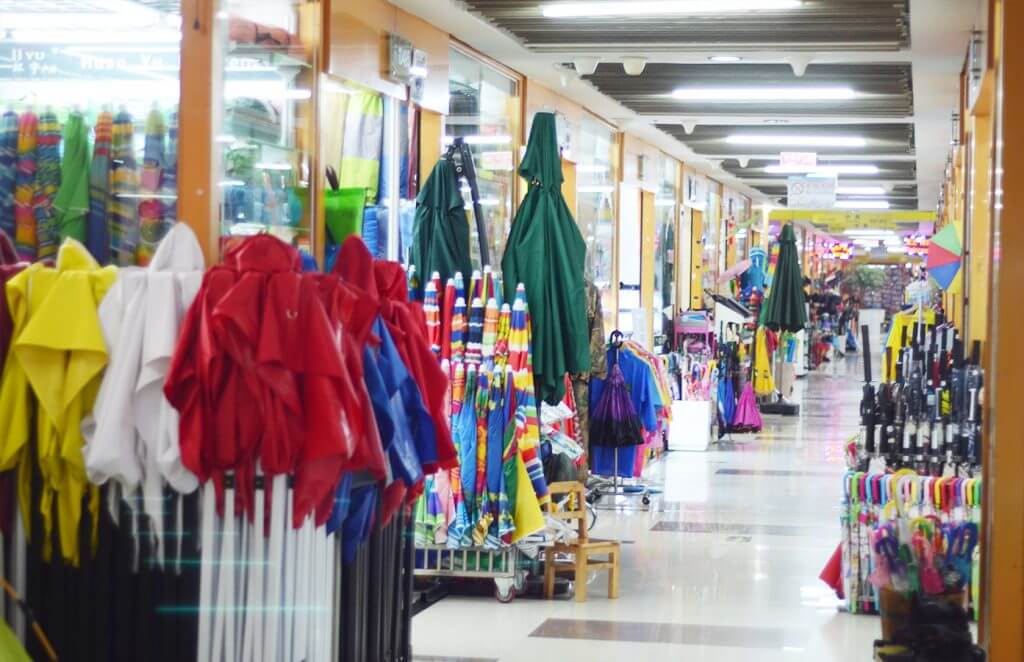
[731,381,763,433]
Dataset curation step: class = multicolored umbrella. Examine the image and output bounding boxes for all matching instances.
[0,112,17,239]
[509,285,529,374]
[927,224,962,291]
[451,296,467,362]
[33,110,60,261]
[482,297,499,362]
[424,278,441,358]
[467,296,484,366]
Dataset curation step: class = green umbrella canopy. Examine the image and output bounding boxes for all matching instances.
[502,112,590,405]
[760,223,808,332]
[409,157,472,298]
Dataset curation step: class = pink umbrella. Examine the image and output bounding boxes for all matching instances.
[717,258,753,285]
[731,381,762,433]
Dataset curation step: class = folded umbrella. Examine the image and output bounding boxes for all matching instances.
[731,382,762,433]
[408,158,471,300]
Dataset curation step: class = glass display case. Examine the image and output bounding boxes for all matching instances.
[0,1,183,266]
[447,47,520,269]
[576,118,617,334]
[214,0,319,258]
[653,155,679,352]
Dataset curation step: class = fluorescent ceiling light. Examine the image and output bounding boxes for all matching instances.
[835,200,890,209]
[726,134,865,147]
[542,1,801,18]
[672,86,855,102]
[443,135,512,146]
[836,186,886,195]
[766,164,879,175]
[9,29,180,44]
[708,55,742,63]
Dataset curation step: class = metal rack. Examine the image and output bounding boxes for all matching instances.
[413,545,525,603]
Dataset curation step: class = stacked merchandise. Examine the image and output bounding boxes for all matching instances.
[839,470,981,619]
[672,353,717,403]
[413,269,550,550]
[589,338,672,479]
[0,229,450,662]
[823,323,983,625]
[0,107,177,267]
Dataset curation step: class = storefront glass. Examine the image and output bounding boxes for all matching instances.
[447,48,520,270]
[215,0,318,259]
[653,155,679,352]
[576,118,617,334]
[0,3,182,265]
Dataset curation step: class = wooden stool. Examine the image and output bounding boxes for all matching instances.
[542,481,620,602]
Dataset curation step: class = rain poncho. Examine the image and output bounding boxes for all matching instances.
[0,238,117,564]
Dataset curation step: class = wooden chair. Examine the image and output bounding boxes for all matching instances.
[543,481,620,602]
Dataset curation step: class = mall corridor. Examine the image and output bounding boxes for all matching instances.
[412,357,876,662]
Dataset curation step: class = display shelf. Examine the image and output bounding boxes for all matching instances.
[227,42,312,70]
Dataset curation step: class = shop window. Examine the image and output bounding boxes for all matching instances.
[0,3,182,265]
[216,0,318,260]
[701,185,721,306]
[576,118,616,334]
[447,48,520,270]
[653,155,679,352]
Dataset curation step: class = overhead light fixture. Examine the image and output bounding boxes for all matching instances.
[622,57,648,76]
[765,164,879,175]
[835,200,890,209]
[836,186,886,195]
[573,57,600,76]
[725,134,866,147]
[542,1,802,18]
[673,86,854,102]
[708,55,742,63]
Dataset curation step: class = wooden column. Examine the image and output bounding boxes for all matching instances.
[982,0,1024,658]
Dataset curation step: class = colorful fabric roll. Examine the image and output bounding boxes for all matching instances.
[14,112,38,262]
[110,111,138,265]
[0,112,17,238]
[53,112,91,245]
[137,108,168,265]
[32,111,60,261]
[87,111,113,264]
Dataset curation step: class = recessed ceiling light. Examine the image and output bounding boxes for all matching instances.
[708,55,743,63]
[836,186,886,195]
[726,134,866,147]
[766,164,879,175]
[764,119,790,124]
[835,200,890,209]
[542,1,802,18]
[672,86,855,101]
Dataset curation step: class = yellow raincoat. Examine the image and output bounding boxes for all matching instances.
[0,239,116,564]
[753,327,776,396]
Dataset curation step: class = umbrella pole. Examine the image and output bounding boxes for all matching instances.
[263,475,285,662]
[197,482,215,662]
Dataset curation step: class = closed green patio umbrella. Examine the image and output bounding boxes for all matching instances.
[760,223,808,332]
[501,112,589,404]
[409,158,472,299]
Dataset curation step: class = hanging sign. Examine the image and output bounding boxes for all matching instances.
[769,209,936,232]
[0,44,180,80]
[780,151,817,169]
[787,175,836,209]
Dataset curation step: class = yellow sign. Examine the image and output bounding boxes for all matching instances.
[769,209,935,231]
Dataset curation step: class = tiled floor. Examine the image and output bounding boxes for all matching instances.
[412,355,879,661]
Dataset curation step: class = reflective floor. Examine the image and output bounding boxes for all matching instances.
[413,355,878,661]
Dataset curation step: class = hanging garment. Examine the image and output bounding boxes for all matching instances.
[732,382,762,433]
[753,326,776,396]
[501,113,590,405]
[14,112,37,262]
[0,112,19,239]
[137,109,169,265]
[110,111,139,266]
[408,158,472,299]
[339,91,383,203]
[52,112,91,245]
[0,238,117,564]
[32,110,60,262]
[81,224,204,563]
[87,111,113,264]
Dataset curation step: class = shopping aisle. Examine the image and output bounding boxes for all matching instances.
[411,355,878,662]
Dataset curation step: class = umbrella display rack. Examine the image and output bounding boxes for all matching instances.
[413,544,524,603]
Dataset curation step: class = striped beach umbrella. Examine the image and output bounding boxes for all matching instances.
[509,284,529,373]
[424,278,441,358]
[441,277,456,361]
[14,111,37,262]
[111,110,139,265]
[466,296,484,366]
[87,111,113,263]
[451,296,467,362]
[32,110,60,261]
[0,111,17,238]
[482,297,499,363]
